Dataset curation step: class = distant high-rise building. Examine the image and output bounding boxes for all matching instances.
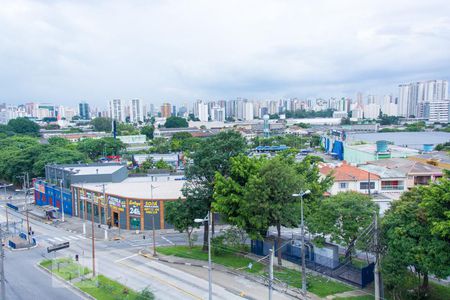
[109,99,124,122]
[398,80,449,117]
[172,105,177,117]
[160,103,172,118]
[193,100,208,122]
[243,101,254,121]
[79,102,90,120]
[130,99,143,123]
[211,105,225,122]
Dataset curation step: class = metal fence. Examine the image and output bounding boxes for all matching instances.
[251,238,374,288]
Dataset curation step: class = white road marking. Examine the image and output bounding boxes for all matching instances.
[60,236,72,241]
[162,236,175,245]
[67,236,79,240]
[114,254,138,263]
[47,238,57,243]
[54,237,64,242]
[76,235,87,239]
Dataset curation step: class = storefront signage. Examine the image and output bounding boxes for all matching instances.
[35,183,45,193]
[108,196,125,212]
[144,200,159,215]
[129,200,141,216]
[94,194,106,205]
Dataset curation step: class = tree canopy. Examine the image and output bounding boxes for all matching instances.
[77,137,125,160]
[164,116,188,128]
[91,117,112,132]
[7,118,40,137]
[140,125,154,139]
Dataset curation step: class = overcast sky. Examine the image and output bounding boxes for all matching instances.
[1,0,450,107]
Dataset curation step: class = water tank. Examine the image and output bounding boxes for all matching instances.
[376,140,389,153]
[423,144,433,152]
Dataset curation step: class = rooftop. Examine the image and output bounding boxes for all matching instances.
[72,177,185,200]
[358,164,406,179]
[62,164,124,176]
[367,158,443,176]
[346,143,419,155]
[319,162,381,181]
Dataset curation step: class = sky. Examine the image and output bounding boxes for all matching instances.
[1,0,450,108]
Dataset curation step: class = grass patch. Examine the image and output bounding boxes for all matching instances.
[273,267,354,297]
[75,275,153,300]
[157,245,354,297]
[336,295,374,300]
[40,257,90,280]
[157,245,265,274]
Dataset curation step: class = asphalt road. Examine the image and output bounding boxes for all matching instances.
[0,203,284,299]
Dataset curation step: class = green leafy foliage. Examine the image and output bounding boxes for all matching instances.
[164,199,207,247]
[164,116,188,128]
[382,186,450,297]
[91,117,112,132]
[7,118,40,136]
[308,191,377,255]
[140,125,154,139]
[77,137,125,160]
[213,153,332,265]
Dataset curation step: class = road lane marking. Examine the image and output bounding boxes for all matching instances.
[162,236,175,245]
[114,254,138,263]
[76,235,87,239]
[116,260,203,300]
[54,237,64,242]
[60,236,72,241]
[67,236,79,240]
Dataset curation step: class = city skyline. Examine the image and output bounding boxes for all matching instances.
[1,0,450,106]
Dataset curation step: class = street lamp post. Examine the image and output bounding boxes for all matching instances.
[0,184,13,232]
[150,185,158,256]
[195,212,212,300]
[292,190,311,295]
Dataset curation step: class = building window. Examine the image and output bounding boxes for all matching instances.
[339,182,348,189]
[381,181,404,191]
[360,182,375,190]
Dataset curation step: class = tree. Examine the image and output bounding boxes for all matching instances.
[214,154,332,265]
[308,191,377,257]
[77,137,125,160]
[7,118,40,136]
[48,137,70,147]
[164,116,188,128]
[117,123,139,135]
[140,125,154,140]
[382,187,450,297]
[184,130,247,251]
[91,117,112,132]
[164,198,207,247]
[149,138,170,153]
[420,177,450,240]
[155,159,172,170]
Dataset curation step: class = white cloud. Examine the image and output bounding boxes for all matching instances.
[0,0,449,107]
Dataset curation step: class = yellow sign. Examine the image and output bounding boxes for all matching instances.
[144,200,159,215]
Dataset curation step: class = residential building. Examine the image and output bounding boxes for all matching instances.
[363,103,380,119]
[319,162,381,195]
[420,100,449,122]
[130,99,143,123]
[160,103,172,118]
[109,99,124,122]
[193,100,208,122]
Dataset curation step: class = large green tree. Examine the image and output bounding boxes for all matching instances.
[77,137,125,160]
[420,177,450,240]
[308,191,377,257]
[382,187,450,297]
[184,130,247,251]
[91,117,112,132]
[7,118,40,136]
[140,125,154,140]
[214,154,332,265]
[165,198,207,247]
[164,116,188,128]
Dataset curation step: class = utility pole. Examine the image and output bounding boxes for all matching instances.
[1,184,12,232]
[102,184,107,225]
[207,210,212,300]
[269,246,274,300]
[150,185,157,257]
[91,197,96,277]
[374,212,383,300]
[23,173,31,243]
[0,227,6,300]
[60,179,65,222]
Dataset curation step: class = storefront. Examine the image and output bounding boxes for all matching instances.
[71,179,184,230]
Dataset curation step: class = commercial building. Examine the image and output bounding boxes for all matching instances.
[79,102,90,120]
[71,178,184,230]
[343,141,419,164]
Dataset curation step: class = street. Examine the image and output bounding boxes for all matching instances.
[0,201,292,300]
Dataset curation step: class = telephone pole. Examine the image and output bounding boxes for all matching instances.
[269,246,274,300]
[0,227,6,300]
[91,197,96,276]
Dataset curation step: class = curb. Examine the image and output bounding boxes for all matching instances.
[138,250,306,299]
[36,263,95,300]
[8,242,38,251]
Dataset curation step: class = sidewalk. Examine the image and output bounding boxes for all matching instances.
[140,248,315,300]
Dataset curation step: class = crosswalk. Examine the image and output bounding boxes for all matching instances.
[36,234,88,244]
